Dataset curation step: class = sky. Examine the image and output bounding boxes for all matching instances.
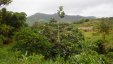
[6,0,113,17]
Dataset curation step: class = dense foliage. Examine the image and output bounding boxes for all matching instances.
[0,0,12,6]
[13,21,85,59]
[13,28,51,56]
[0,1,113,64]
[0,8,27,44]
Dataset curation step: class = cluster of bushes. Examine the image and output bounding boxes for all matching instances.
[13,21,85,59]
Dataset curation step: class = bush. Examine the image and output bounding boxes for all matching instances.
[0,47,21,64]
[13,27,51,56]
[68,51,105,64]
[96,40,113,54]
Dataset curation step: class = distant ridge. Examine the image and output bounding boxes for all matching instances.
[27,13,95,26]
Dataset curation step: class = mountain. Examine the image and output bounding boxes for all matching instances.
[27,13,95,26]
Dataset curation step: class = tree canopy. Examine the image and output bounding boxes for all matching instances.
[0,0,12,6]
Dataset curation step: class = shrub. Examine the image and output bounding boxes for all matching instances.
[13,27,51,56]
[68,51,105,64]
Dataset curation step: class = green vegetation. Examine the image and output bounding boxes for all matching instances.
[94,19,113,41]
[0,0,12,6]
[0,1,113,64]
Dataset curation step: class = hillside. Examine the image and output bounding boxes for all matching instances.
[27,13,95,26]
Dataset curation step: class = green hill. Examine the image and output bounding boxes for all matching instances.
[27,13,95,26]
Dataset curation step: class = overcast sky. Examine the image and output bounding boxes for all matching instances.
[6,0,113,17]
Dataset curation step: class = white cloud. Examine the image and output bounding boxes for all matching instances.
[80,4,113,17]
[6,0,113,17]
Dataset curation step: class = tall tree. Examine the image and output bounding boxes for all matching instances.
[57,6,65,43]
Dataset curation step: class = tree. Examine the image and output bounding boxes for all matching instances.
[0,0,12,6]
[49,17,57,23]
[0,8,27,44]
[57,6,65,18]
[95,19,112,41]
[10,12,27,29]
[57,6,65,43]
[0,8,27,29]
